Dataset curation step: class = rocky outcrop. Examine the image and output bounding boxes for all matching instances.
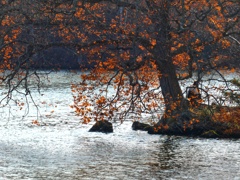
[89,120,113,133]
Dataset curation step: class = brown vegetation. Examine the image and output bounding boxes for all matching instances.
[147,104,240,138]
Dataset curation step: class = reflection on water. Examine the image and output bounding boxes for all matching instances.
[0,71,239,179]
[1,124,240,179]
[157,137,240,179]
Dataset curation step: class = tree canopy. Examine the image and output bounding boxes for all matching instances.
[1,0,240,136]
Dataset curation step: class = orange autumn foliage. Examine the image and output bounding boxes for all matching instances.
[0,0,239,134]
[213,107,240,133]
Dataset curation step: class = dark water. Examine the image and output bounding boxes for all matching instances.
[0,71,239,179]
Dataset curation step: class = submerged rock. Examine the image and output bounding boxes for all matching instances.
[132,121,152,131]
[89,120,113,133]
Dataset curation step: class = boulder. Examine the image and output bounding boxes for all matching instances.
[89,120,113,133]
[132,121,152,131]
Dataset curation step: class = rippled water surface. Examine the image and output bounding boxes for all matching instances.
[0,71,239,180]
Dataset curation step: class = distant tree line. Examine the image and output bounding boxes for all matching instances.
[0,0,239,70]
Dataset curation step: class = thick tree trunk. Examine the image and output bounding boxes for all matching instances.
[156,59,187,118]
[154,55,189,127]
[153,0,187,119]
[159,61,185,116]
[155,59,189,129]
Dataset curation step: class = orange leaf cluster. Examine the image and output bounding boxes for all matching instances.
[96,96,106,105]
[213,107,240,133]
[173,52,190,67]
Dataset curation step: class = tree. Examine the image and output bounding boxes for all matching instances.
[1,0,240,134]
[70,0,240,126]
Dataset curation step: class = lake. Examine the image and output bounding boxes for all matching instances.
[0,71,239,179]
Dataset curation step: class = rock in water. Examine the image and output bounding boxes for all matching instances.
[89,120,113,133]
[132,121,152,131]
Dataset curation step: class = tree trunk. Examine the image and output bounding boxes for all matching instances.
[154,0,187,120]
[158,60,187,118]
